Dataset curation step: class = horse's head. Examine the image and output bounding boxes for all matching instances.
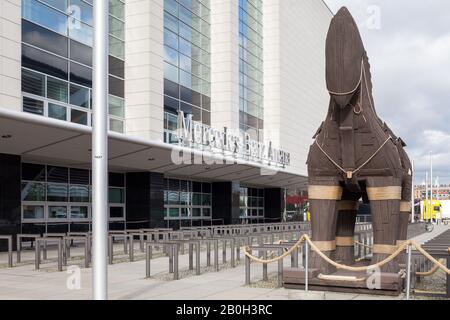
[326,7,365,109]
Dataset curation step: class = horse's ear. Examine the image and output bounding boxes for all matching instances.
[398,138,407,147]
[313,122,324,139]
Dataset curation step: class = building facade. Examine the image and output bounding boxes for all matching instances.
[0,0,332,237]
[414,185,450,201]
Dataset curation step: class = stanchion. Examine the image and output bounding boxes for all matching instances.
[305,241,309,292]
[406,245,412,300]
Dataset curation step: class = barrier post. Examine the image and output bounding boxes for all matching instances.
[278,248,283,288]
[35,240,40,270]
[108,236,113,265]
[145,244,151,278]
[7,237,13,268]
[195,242,201,275]
[174,244,179,280]
[245,251,251,285]
[305,241,309,292]
[206,241,211,267]
[57,239,63,272]
[262,251,268,281]
[406,245,412,300]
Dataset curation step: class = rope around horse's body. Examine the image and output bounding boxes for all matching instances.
[243,234,450,275]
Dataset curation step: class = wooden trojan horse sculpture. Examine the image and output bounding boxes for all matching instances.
[307,7,412,275]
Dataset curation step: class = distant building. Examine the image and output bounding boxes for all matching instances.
[414,185,450,200]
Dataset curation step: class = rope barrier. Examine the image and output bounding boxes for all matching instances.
[243,234,450,276]
[416,259,445,277]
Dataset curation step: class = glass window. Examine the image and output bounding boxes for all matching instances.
[23,97,44,115]
[49,206,68,219]
[71,206,89,219]
[48,103,67,120]
[164,46,179,66]
[47,77,68,102]
[109,172,125,188]
[23,205,45,220]
[164,0,178,16]
[109,35,124,59]
[110,207,124,219]
[22,44,68,80]
[21,182,46,201]
[71,109,88,125]
[47,184,68,202]
[109,76,124,98]
[192,208,201,217]
[70,39,92,66]
[181,208,189,217]
[68,21,93,46]
[109,188,124,204]
[22,163,46,181]
[168,208,179,218]
[69,168,89,185]
[70,84,90,108]
[109,0,124,20]
[109,16,124,40]
[70,62,92,87]
[68,0,93,26]
[164,62,179,83]
[168,191,179,205]
[70,185,89,202]
[22,19,68,57]
[164,12,178,33]
[109,95,124,117]
[109,118,124,133]
[202,208,211,217]
[47,166,68,183]
[164,28,178,49]
[109,55,124,79]
[22,0,68,35]
[40,0,68,11]
[22,69,45,96]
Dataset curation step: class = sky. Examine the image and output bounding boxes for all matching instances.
[323,0,450,186]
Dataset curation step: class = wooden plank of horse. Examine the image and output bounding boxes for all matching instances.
[306,7,412,274]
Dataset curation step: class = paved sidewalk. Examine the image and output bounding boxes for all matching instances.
[0,246,404,300]
[411,224,450,245]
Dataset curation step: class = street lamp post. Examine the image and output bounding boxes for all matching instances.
[411,160,415,223]
[430,151,433,223]
[92,0,109,300]
[425,172,429,222]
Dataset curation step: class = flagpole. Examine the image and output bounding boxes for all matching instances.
[92,0,109,300]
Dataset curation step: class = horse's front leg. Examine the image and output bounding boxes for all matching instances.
[308,177,342,274]
[335,190,361,266]
[367,177,402,273]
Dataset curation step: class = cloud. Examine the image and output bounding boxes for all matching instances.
[324,0,450,184]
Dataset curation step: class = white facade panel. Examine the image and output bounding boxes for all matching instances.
[210,0,240,132]
[264,0,332,177]
[124,0,165,141]
[0,0,21,112]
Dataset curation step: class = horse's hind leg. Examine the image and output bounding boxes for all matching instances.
[335,190,360,266]
[397,175,413,265]
[308,177,342,274]
[367,177,402,273]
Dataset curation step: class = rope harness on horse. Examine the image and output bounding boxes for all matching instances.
[315,136,393,179]
[318,57,393,179]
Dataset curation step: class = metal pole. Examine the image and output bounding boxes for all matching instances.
[411,160,415,223]
[92,0,109,300]
[406,245,412,300]
[425,172,429,222]
[430,151,433,223]
[305,241,309,292]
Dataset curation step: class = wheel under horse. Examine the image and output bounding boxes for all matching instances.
[306,7,412,275]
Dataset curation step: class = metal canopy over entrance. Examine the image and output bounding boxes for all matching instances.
[0,109,307,189]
